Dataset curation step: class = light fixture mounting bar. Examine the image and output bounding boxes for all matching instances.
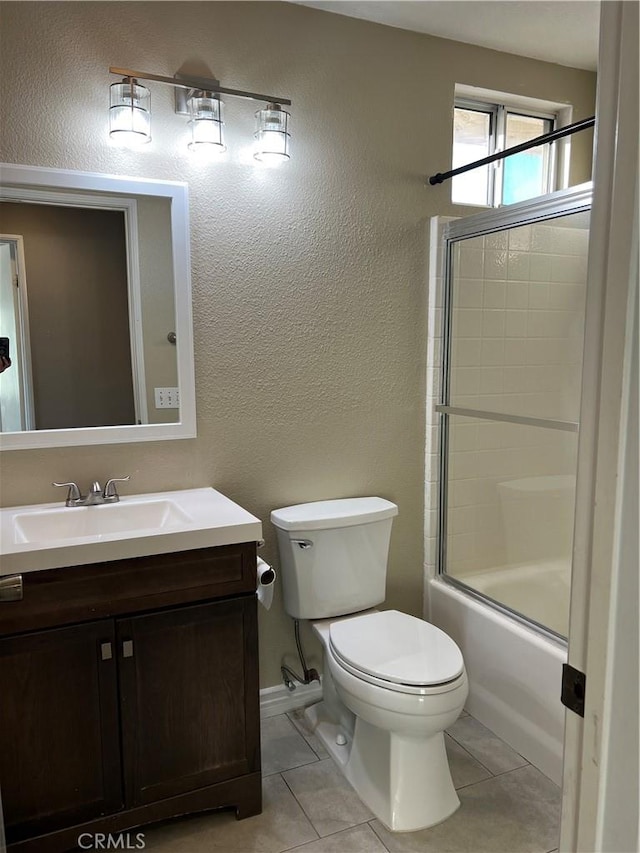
[109,66,291,106]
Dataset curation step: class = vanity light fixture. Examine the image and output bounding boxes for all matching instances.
[254,103,291,164]
[108,66,291,160]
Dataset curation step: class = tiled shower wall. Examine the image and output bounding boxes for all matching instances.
[425,212,589,583]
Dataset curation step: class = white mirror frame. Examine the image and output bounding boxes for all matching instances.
[0,164,196,450]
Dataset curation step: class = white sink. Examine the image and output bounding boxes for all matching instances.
[0,488,262,575]
[13,499,193,544]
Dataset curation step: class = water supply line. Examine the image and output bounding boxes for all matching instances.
[281,619,320,691]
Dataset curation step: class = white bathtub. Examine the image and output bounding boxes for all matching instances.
[463,558,571,637]
[429,577,567,784]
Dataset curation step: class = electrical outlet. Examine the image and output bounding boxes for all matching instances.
[154,387,180,409]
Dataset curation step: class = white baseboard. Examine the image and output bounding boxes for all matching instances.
[260,679,323,718]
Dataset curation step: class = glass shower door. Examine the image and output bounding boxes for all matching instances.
[438,197,590,639]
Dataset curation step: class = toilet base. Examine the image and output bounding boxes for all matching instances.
[304,701,460,833]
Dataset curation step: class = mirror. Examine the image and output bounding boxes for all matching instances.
[0,164,195,450]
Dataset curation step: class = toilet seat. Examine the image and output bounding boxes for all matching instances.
[329,645,466,696]
[329,610,464,695]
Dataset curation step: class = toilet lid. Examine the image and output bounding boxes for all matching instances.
[329,610,464,687]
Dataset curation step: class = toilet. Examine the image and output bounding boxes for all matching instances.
[271,497,468,833]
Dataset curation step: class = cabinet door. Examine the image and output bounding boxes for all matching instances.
[118,597,260,807]
[0,620,122,843]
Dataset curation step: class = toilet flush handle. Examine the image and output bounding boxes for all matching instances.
[291,538,313,549]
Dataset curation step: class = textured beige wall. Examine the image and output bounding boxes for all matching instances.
[0,1,596,687]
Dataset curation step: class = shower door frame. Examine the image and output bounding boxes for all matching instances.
[436,183,593,640]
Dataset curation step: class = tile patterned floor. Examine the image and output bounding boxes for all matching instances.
[143,709,561,853]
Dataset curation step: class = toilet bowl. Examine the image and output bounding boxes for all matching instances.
[271,497,468,832]
[307,610,468,832]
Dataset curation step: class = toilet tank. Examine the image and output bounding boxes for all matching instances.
[271,497,398,620]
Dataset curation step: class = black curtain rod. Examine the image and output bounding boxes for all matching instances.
[427,115,595,186]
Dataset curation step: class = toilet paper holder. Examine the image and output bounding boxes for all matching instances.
[256,556,276,610]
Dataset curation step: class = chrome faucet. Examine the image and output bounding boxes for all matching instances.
[52,476,130,507]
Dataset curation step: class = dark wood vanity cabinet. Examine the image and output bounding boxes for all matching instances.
[0,620,123,836]
[0,543,261,852]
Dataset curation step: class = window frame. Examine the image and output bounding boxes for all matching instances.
[453,97,558,207]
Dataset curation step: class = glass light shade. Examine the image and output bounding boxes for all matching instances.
[254,104,291,164]
[188,95,225,155]
[109,79,151,146]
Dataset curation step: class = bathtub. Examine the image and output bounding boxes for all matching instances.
[463,558,571,637]
[429,576,567,784]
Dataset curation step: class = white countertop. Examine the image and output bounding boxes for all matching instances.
[0,487,262,576]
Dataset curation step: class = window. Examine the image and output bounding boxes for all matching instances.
[452,98,557,207]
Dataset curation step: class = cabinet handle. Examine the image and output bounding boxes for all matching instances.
[122,639,134,659]
[0,574,23,601]
[100,642,113,661]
